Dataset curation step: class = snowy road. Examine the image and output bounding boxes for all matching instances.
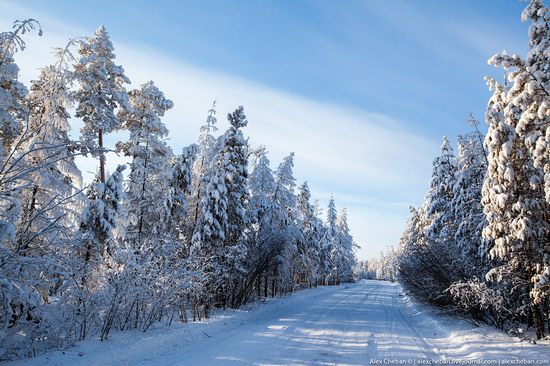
[10,280,550,365]
[183,280,443,365]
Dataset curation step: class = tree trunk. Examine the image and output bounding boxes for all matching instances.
[533,303,544,339]
[525,241,544,339]
[99,128,105,183]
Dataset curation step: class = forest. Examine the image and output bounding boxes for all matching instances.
[0,20,357,359]
[363,0,550,342]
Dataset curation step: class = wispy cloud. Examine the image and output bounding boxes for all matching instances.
[0,4,436,260]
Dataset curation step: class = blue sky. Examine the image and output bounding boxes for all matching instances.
[0,0,532,260]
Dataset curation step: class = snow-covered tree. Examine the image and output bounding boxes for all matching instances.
[100,82,189,339]
[335,207,356,283]
[485,0,550,337]
[117,81,173,253]
[398,144,466,307]
[0,21,84,360]
[249,154,276,213]
[192,106,250,308]
[224,107,250,249]
[452,130,487,274]
[3,49,85,349]
[166,144,198,249]
[0,19,41,157]
[0,20,42,247]
[364,248,399,282]
[295,181,324,287]
[0,18,368,355]
[268,153,300,292]
[74,25,130,182]
[321,195,338,284]
[245,153,277,296]
[15,49,83,258]
[77,165,126,286]
[483,75,549,338]
[326,195,337,236]
[425,136,457,244]
[397,206,432,295]
[185,102,218,242]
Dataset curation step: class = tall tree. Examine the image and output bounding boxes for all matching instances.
[425,136,457,244]
[192,106,250,308]
[77,165,126,287]
[117,81,174,253]
[451,131,487,274]
[270,153,299,292]
[16,47,83,257]
[483,76,549,338]
[185,102,218,242]
[0,19,41,157]
[335,207,356,283]
[0,20,42,245]
[246,153,277,296]
[322,195,338,284]
[74,25,130,182]
[296,182,323,287]
[166,144,198,252]
[487,0,550,330]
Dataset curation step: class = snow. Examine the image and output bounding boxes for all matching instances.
[7,280,550,366]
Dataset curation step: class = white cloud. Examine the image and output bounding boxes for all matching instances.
[1,5,436,260]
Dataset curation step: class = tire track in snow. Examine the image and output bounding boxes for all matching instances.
[390,284,439,360]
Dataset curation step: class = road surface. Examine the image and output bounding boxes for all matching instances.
[10,280,550,365]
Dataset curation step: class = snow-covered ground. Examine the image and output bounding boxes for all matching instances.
[8,280,550,365]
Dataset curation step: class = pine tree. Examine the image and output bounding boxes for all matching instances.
[77,165,126,286]
[0,20,41,246]
[239,152,276,300]
[268,153,300,292]
[249,154,276,212]
[326,195,337,236]
[483,76,549,338]
[166,144,198,252]
[16,49,83,258]
[74,25,130,183]
[5,50,85,346]
[322,195,338,284]
[335,207,356,283]
[425,136,458,244]
[296,182,323,287]
[0,19,41,157]
[224,106,249,249]
[489,1,550,203]
[398,144,465,307]
[452,130,487,275]
[70,165,125,341]
[192,106,250,308]
[486,1,550,334]
[185,102,218,242]
[117,81,173,254]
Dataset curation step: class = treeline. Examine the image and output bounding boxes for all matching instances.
[355,249,398,282]
[0,22,357,359]
[376,0,550,340]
